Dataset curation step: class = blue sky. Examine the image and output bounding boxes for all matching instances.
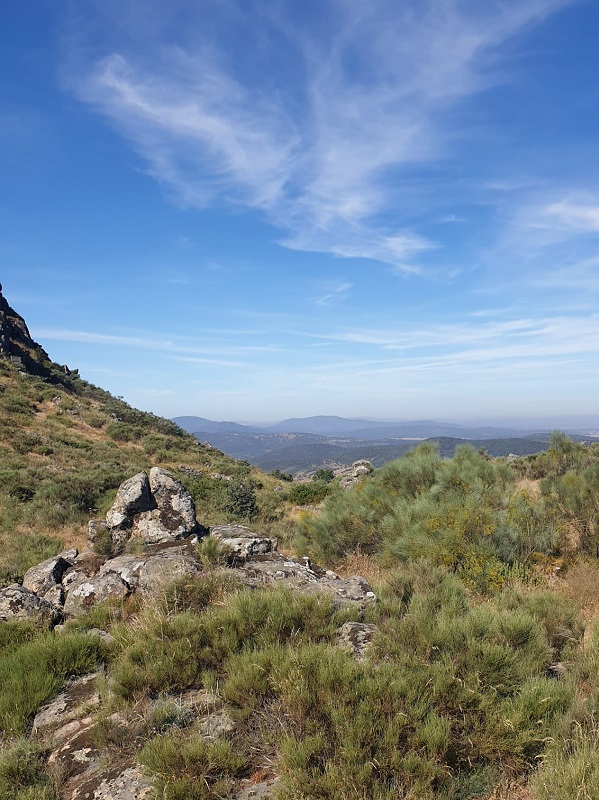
[2,0,599,425]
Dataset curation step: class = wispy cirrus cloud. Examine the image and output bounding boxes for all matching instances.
[32,327,283,363]
[66,0,575,271]
[315,279,352,306]
[529,196,599,235]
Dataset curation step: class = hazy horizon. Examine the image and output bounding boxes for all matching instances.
[172,413,599,431]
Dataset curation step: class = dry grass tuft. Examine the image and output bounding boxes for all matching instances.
[552,559,599,627]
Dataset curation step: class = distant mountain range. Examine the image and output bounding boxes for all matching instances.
[171,415,599,475]
[173,415,528,439]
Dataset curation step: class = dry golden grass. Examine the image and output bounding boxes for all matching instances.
[485,782,532,800]
[336,552,387,585]
[552,558,599,627]
[515,477,541,497]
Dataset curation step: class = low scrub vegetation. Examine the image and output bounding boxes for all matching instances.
[4,348,599,797]
[294,436,599,592]
[0,625,108,734]
[3,564,599,799]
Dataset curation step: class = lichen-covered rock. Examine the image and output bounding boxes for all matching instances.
[336,622,379,661]
[105,472,153,529]
[210,524,277,559]
[137,550,201,596]
[99,555,147,588]
[43,584,65,607]
[22,550,76,595]
[63,573,130,616]
[33,673,100,738]
[149,466,198,534]
[91,766,154,800]
[47,718,153,800]
[123,468,198,544]
[0,583,55,625]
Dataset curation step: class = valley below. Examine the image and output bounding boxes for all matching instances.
[173,415,599,475]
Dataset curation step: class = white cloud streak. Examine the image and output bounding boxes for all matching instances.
[70,0,575,269]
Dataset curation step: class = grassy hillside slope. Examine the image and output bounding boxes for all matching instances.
[0,354,293,586]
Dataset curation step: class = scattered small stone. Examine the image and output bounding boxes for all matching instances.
[337,622,379,661]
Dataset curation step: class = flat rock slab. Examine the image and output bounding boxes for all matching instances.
[210,525,277,560]
[297,575,377,609]
[47,716,103,795]
[336,622,379,661]
[33,673,100,739]
[236,778,280,799]
[235,554,377,608]
[47,716,153,800]
[91,766,154,800]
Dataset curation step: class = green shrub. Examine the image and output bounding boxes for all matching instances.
[195,536,232,568]
[224,479,258,521]
[288,482,330,506]
[0,533,64,589]
[532,721,599,800]
[269,469,293,482]
[313,468,335,483]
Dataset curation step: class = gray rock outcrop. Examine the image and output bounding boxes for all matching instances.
[105,472,152,529]
[2,467,377,624]
[210,524,278,560]
[0,583,56,625]
[91,467,201,552]
[33,673,101,738]
[340,459,375,489]
[63,572,130,616]
[22,549,77,596]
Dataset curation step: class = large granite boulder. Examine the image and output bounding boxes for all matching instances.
[131,467,197,543]
[105,472,153,529]
[22,549,77,596]
[0,583,56,626]
[93,468,200,550]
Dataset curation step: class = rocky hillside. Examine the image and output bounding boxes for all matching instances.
[2,287,599,800]
[2,455,599,800]
[0,287,292,587]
